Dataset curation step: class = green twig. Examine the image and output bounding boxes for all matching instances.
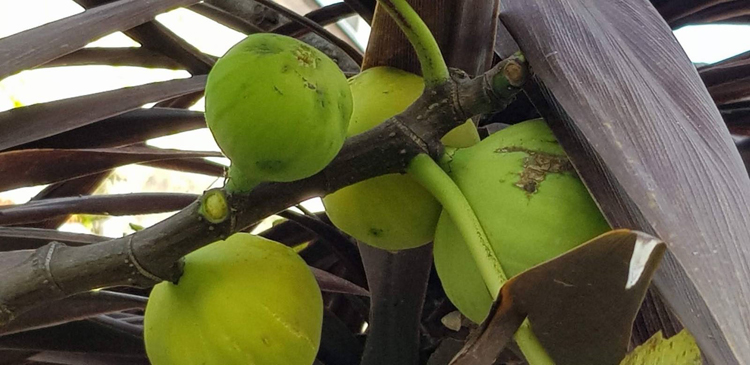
[406,154,505,295]
[225,164,260,193]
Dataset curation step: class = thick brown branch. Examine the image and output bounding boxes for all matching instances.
[0,56,527,325]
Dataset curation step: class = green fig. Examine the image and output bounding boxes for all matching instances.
[322,66,480,251]
[433,119,610,323]
[205,33,353,189]
[143,233,323,365]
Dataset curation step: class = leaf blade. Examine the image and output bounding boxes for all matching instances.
[499,1,750,363]
[0,146,220,191]
[0,76,206,152]
[0,0,199,80]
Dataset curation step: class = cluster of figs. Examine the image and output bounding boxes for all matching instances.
[142,32,610,365]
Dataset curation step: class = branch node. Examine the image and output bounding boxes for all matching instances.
[485,54,529,109]
[126,236,166,285]
[36,242,64,295]
[0,302,13,325]
[449,68,471,122]
[392,117,431,156]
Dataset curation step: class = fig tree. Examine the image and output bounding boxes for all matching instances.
[205,33,353,190]
[322,66,479,251]
[143,233,323,365]
[433,119,611,323]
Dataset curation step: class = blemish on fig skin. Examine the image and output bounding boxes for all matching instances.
[293,45,317,68]
[369,228,384,237]
[256,159,285,172]
[248,42,282,55]
[316,89,327,108]
[495,146,574,195]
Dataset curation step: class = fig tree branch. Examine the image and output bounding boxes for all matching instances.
[0,55,528,326]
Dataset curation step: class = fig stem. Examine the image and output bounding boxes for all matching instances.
[377,0,449,87]
[407,153,554,365]
[406,154,505,295]
[516,320,556,365]
[225,164,261,193]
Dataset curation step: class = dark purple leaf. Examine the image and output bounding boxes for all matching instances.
[239,0,363,65]
[24,172,112,229]
[737,138,750,174]
[631,289,684,348]
[39,48,187,70]
[144,158,225,177]
[0,291,146,336]
[654,0,730,24]
[0,146,221,191]
[445,1,499,77]
[0,227,106,251]
[104,312,143,322]
[0,320,145,355]
[669,1,750,27]
[278,210,366,287]
[725,107,750,135]
[74,0,214,75]
[189,3,266,34]
[707,78,750,105]
[258,218,317,246]
[699,52,750,88]
[0,0,199,80]
[0,350,36,364]
[89,315,144,338]
[342,0,375,24]
[319,310,364,365]
[17,108,207,150]
[358,243,433,365]
[0,76,206,152]
[0,193,199,226]
[500,1,750,363]
[203,0,283,31]
[311,267,369,297]
[699,50,750,72]
[27,351,148,365]
[270,3,355,37]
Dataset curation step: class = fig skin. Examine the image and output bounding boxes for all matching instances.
[322,66,479,251]
[143,233,323,365]
[433,119,611,323]
[205,33,353,186]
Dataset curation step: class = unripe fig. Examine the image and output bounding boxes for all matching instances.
[144,233,323,365]
[322,66,479,251]
[205,33,353,188]
[433,119,610,323]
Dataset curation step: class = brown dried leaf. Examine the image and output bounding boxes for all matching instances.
[452,230,665,365]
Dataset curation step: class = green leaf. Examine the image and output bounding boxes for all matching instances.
[620,330,701,365]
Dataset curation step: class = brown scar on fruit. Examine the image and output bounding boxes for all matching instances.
[496,146,574,194]
[293,45,318,68]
